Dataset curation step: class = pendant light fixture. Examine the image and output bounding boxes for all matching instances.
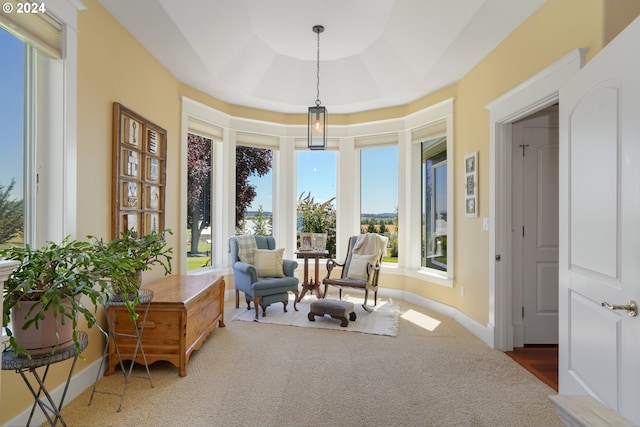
[308,25,327,150]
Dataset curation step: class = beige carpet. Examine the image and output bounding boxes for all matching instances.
[233,295,399,336]
[56,296,563,427]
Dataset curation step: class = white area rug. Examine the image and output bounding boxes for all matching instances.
[232,294,399,337]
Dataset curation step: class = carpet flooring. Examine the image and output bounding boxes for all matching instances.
[55,295,563,427]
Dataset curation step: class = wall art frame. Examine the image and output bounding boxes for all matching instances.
[464,151,478,217]
[112,102,167,238]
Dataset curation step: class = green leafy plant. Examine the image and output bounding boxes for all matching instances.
[1,237,142,357]
[94,229,173,287]
[297,192,336,257]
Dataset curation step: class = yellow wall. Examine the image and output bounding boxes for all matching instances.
[3,0,640,423]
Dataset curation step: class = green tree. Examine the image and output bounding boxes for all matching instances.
[297,192,336,257]
[390,206,399,257]
[187,133,211,255]
[378,219,388,235]
[366,218,376,234]
[236,146,272,228]
[0,179,23,244]
[252,205,272,236]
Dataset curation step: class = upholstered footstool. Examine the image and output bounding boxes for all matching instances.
[308,299,356,327]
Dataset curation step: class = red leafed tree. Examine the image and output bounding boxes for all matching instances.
[187,133,212,254]
[236,146,272,228]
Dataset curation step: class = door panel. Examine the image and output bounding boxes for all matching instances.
[569,291,619,407]
[569,87,618,278]
[560,16,640,424]
[516,117,559,344]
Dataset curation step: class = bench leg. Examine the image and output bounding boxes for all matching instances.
[331,315,349,327]
[308,311,319,321]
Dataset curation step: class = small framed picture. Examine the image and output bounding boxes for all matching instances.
[465,153,476,174]
[300,232,313,251]
[466,197,476,216]
[312,233,327,251]
[464,152,478,217]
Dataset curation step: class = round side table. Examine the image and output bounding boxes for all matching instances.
[2,330,88,427]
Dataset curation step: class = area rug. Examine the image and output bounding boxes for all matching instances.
[232,294,399,337]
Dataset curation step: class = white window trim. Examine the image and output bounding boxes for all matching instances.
[180,96,454,288]
[0,0,84,411]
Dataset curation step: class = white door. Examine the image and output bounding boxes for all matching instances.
[512,108,559,345]
[559,16,640,424]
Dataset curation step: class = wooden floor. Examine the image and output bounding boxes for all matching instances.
[505,345,558,391]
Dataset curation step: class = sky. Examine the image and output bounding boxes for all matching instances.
[249,146,399,215]
[0,28,24,198]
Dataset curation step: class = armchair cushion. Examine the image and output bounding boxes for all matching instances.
[237,234,258,265]
[346,254,378,281]
[254,248,285,278]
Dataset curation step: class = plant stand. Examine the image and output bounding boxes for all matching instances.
[88,288,153,411]
[2,331,88,427]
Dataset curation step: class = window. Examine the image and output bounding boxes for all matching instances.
[422,137,447,271]
[360,146,398,262]
[296,150,336,256]
[236,146,273,236]
[0,28,25,248]
[186,133,213,271]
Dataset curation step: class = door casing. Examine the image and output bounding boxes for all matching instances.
[485,48,585,351]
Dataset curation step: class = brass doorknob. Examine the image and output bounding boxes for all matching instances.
[601,300,638,317]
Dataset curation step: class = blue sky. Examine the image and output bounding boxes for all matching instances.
[249,147,399,215]
[0,28,24,198]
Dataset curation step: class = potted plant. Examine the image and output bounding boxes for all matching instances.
[95,229,173,288]
[1,236,142,358]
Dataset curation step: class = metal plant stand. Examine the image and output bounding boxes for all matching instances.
[89,288,153,411]
[2,331,88,427]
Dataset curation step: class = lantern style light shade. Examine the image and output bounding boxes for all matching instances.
[308,105,327,150]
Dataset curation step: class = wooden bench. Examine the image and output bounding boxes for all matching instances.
[106,274,225,377]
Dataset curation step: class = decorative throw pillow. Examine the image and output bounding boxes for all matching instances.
[236,235,257,265]
[346,254,378,281]
[253,248,285,278]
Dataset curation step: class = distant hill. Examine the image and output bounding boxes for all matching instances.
[246,211,272,217]
[245,211,395,219]
[361,213,396,219]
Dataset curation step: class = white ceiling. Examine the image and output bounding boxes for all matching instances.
[98,0,545,114]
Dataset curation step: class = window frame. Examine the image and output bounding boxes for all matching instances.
[406,100,454,286]
[0,0,82,347]
[180,97,454,287]
[422,142,448,271]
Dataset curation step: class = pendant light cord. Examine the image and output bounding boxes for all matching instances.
[315,27,321,106]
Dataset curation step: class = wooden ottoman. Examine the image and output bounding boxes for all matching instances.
[308,299,356,327]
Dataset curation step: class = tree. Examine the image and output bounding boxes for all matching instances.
[252,205,271,236]
[187,133,212,254]
[366,218,376,234]
[378,219,388,235]
[390,206,399,257]
[0,179,23,244]
[236,146,272,228]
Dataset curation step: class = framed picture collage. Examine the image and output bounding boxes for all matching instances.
[112,103,167,239]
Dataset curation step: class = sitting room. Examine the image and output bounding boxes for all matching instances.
[2,1,640,425]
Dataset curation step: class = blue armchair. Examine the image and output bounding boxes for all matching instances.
[229,235,299,319]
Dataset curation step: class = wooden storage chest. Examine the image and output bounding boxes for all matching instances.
[106,274,225,377]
